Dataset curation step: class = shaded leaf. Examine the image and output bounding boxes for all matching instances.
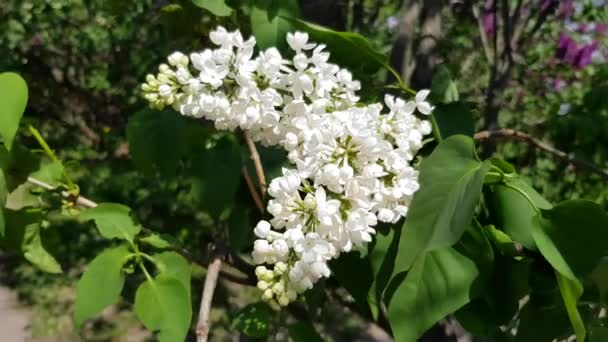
[232,302,274,338]
[74,245,130,327]
[331,251,374,315]
[126,109,191,177]
[22,223,62,273]
[80,203,141,242]
[367,224,400,320]
[288,321,323,342]
[394,135,491,273]
[516,299,572,342]
[0,72,28,150]
[533,200,608,279]
[191,0,232,16]
[388,247,479,341]
[591,257,608,304]
[433,102,474,138]
[134,275,192,342]
[490,178,551,250]
[590,326,608,342]
[228,203,252,251]
[430,66,459,103]
[188,136,241,218]
[0,170,6,236]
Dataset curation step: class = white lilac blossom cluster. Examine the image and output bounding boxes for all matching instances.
[141,27,433,306]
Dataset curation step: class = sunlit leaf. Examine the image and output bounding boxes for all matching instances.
[74,245,130,327]
[134,275,192,342]
[250,0,299,50]
[393,135,490,273]
[80,203,141,242]
[153,251,191,299]
[0,72,28,150]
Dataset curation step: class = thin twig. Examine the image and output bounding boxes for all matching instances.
[196,257,222,342]
[27,176,98,208]
[474,129,608,180]
[242,132,267,198]
[25,176,256,282]
[242,167,264,214]
[473,5,493,64]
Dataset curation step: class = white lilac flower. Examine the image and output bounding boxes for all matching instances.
[141,26,433,306]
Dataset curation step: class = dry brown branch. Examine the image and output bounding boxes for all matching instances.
[242,167,264,214]
[196,257,222,342]
[474,129,608,180]
[243,132,267,198]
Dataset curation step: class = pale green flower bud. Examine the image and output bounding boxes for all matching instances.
[277,294,290,307]
[257,280,270,291]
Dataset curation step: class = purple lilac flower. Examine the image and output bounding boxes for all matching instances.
[575,42,599,69]
[596,23,608,36]
[558,0,574,19]
[481,12,495,36]
[556,32,580,64]
[551,78,567,91]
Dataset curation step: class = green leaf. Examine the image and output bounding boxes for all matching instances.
[387,247,479,341]
[74,245,130,327]
[288,321,323,342]
[285,18,391,80]
[430,66,459,103]
[251,0,299,51]
[516,298,572,342]
[126,109,191,177]
[533,199,608,278]
[80,203,141,242]
[191,0,232,16]
[232,302,274,338]
[228,203,252,251]
[0,144,39,192]
[134,275,192,342]
[556,272,585,342]
[188,136,241,218]
[0,170,6,236]
[489,178,551,250]
[394,135,491,273]
[22,222,62,273]
[0,72,28,150]
[0,209,33,253]
[140,233,173,249]
[330,251,374,315]
[432,102,474,138]
[153,252,191,299]
[367,225,401,320]
[591,257,608,304]
[529,200,608,342]
[590,326,608,342]
[29,161,65,188]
